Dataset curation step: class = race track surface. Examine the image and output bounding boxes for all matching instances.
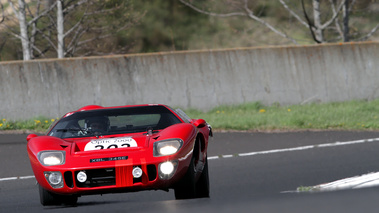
[2,131,379,213]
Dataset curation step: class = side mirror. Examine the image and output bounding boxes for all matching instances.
[192,119,207,128]
[26,134,38,142]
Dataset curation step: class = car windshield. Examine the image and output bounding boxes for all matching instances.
[48,105,182,139]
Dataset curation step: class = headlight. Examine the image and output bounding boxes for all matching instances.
[153,139,183,157]
[38,151,66,166]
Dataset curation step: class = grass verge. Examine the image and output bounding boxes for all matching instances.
[0,117,57,133]
[185,100,379,131]
[1,100,379,132]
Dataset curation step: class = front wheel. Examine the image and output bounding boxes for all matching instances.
[39,184,58,206]
[174,154,210,199]
[196,157,210,198]
[174,157,197,199]
[39,184,78,206]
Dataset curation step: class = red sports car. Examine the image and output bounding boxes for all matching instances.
[27,104,212,205]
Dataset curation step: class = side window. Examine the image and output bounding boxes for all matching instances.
[48,120,70,138]
[175,108,191,123]
[45,119,59,135]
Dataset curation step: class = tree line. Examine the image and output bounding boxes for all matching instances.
[1,0,378,61]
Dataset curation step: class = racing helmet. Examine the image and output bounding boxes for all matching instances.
[85,116,110,131]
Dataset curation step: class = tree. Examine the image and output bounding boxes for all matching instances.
[0,0,143,60]
[51,0,142,58]
[0,3,4,24]
[283,0,350,43]
[178,0,379,44]
[2,0,57,60]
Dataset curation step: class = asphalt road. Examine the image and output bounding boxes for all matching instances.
[2,131,379,212]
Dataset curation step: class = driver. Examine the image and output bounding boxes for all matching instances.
[86,116,109,132]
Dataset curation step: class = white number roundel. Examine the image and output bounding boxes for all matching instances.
[84,137,137,151]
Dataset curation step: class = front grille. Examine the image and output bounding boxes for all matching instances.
[147,165,157,181]
[75,168,116,188]
[64,171,74,188]
[74,165,157,188]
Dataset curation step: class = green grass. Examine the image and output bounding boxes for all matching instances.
[2,100,379,132]
[185,100,379,131]
[0,117,57,132]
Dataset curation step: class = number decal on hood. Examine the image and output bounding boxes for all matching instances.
[84,137,138,151]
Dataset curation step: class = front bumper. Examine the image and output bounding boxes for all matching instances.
[57,162,171,195]
[33,149,192,196]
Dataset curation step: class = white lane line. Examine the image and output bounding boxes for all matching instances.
[2,137,379,182]
[208,137,379,160]
[0,175,35,182]
[19,175,35,179]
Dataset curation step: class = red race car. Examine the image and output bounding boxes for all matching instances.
[27,104,212,206]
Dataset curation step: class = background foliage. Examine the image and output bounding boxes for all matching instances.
[1,0,379,60]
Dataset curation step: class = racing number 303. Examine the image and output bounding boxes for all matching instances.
[84,137,138,151]
[94,143,131,150]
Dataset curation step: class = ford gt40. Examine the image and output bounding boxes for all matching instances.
[26,104,212,206]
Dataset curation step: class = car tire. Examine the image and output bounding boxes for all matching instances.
[174,156,197,199]
[196,156,210,198]
[39,184,78,206]
[39,184,59,206]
